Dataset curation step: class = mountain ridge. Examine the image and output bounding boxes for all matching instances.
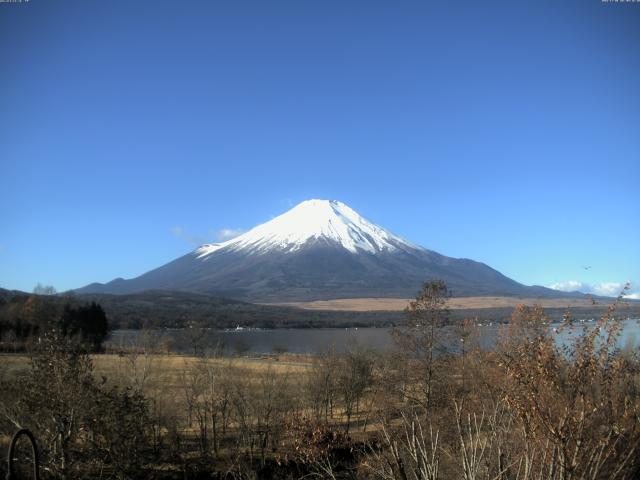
[77,199,575,301]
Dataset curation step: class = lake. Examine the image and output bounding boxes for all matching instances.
[107,318,640,355]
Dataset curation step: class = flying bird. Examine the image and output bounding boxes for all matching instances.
[582,265,592,270]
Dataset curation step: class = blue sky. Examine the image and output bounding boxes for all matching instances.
[1,0,638,297]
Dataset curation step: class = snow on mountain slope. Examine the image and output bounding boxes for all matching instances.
[76,199,574,301]
[196,199,417,258]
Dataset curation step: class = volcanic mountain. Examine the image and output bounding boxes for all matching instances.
[77,199,566,301]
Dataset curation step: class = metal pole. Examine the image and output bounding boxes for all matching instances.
[6,429,40,480]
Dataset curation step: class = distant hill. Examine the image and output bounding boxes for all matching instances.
[0,287,395,329]
[72,290,401,329]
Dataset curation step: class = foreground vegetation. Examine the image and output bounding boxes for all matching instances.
[1,281,639,479]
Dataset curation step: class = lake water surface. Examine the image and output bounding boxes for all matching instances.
[107,318,640,355]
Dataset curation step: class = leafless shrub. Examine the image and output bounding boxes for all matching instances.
[499,288,640,480]
[280,415,356,479]
[363,410,439,480]
[0,332,150,478]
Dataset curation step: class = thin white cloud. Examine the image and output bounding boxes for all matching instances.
[548,280,584,292]
[171,226,245,245]
[591,282,628,297]
[548,280,638,299]
[170,226,208,246]
[170,226,184,237]
[216,228,244,241]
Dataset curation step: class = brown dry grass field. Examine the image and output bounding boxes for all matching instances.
[0,351,363,442]
[268,295,597,311]
[0,351,314,422]
[0,353,312,379]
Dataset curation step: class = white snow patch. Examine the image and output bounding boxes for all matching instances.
[195,199,418,258]
[195,243,226,258]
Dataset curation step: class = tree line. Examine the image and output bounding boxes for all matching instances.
[0,292,109,352]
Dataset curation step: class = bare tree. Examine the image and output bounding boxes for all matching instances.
[393,279,450,410]
[364,410,440,480]
[306,348,340,424]
[33,283,57,295]
[336,345,374,433]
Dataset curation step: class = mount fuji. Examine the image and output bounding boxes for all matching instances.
[77,199,566,301]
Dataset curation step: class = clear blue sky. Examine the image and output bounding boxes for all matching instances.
[1,0,638,297]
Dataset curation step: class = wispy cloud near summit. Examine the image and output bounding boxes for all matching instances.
[170,226,208,246]
[171,226,245,245]
[216,228,244,241]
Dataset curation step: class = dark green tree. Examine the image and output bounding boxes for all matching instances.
[58,302,109,351]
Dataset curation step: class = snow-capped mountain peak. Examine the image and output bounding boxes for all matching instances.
[196,199,416,258]
[77,199,563,301]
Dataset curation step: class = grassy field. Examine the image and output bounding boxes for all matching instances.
[268,295,604,311]
[0,352,317,441]
[1,352,313,379]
